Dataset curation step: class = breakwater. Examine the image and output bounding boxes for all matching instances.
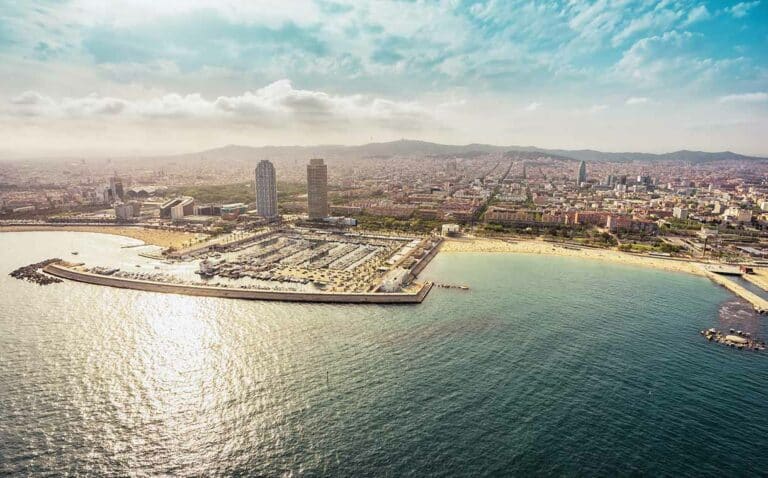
[409,237,442,279]
[705,270,768,313]
[10,259,63,285]
[44,263,433,304]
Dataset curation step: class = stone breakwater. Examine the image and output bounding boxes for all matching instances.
[705,271,768,314]
[10,258,63,285]
[44,263,433,304]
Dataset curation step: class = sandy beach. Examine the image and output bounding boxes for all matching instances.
[441,236,707,276]
[0,225,205,250]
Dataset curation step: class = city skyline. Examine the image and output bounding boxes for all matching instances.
[1,1,767,157]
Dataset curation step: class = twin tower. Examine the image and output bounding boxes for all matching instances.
[254,158,329,221]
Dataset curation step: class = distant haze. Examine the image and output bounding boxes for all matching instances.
[10,140,764,165]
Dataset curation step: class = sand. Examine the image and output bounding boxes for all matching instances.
[440,236,707,276]
[0,225,205,250]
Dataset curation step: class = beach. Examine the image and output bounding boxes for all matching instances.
[441,236,707,276]
[0,225,204,250]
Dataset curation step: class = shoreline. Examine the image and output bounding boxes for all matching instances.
[440,236,708,277]
[0,225,202,250]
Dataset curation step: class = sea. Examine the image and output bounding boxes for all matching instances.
[1,231,767,477]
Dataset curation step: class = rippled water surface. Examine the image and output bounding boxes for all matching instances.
[1,231,767,476]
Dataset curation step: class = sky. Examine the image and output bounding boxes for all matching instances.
[0,0,767,158]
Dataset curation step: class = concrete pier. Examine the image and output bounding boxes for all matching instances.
[44,263,433,304]
[705,270,768,314]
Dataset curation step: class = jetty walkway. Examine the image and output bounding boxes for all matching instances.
[704,270,768,314]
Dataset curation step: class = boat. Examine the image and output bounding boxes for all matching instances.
[71,251,79,255]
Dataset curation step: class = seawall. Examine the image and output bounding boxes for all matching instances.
[44,263,433,304]
[705,271,768,314]
[409,237,443,280]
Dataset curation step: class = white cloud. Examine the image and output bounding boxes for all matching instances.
[525,102,541,111]
[612,30,733,86]
[5,80,432,129]
[725,1,761,18]
[611,7,682,46]
[626,97,649,105]
[719,92,768,103]
[683,5,711,26]
[588,104,608,113]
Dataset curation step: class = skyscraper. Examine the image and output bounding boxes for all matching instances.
[109,175,124,202]
[255,160,278,219]
[307,158,329,220]
[576,161,587,186]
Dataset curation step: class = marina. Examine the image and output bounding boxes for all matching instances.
[38,228,444,304]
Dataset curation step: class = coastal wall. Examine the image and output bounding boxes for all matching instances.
[705,271,768,313]
[44,263,432,304]
[409,238,443,279]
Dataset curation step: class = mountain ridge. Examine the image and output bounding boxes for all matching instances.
[179,139,767,163]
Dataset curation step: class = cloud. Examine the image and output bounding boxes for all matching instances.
[5,79,432,129]
[626,97,649,105]
[726,1,761,18]
[611,7,682,46]
[524,102,541,111]
[719,92,768,103]
[10,91,53,106]
[610,30,746,87]
[682,5,711,26]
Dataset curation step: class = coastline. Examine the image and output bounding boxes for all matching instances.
[0,225,201,249]
[440,236,707,277]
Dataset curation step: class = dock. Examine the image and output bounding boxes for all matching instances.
[704,270,768,314]
[43,262,434,304]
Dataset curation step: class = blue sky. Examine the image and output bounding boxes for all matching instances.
[0,0,766,157]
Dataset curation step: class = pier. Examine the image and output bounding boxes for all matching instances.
[434,283,470,290]
[44,262,434,304]
[704,270,768,314]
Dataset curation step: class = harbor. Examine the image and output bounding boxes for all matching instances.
[34,228,444,304]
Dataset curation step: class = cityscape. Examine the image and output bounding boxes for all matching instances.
[2,1,768,476]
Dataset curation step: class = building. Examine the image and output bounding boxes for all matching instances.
[255,160,278,219]
[193,204,222,216]
[672,206,688,220]
[107,175,124,203]
[114,201,141,220]
[160,196,195,219]
[307,158,329,220]
[441,224,460,237]
[221,203,247,215]
[576,161,587,186]
[723,207,752,223]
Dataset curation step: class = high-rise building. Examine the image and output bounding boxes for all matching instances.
[307,158,329,220]
[576,161,587,186]
[255,160,278,219]
[105,175,124,203]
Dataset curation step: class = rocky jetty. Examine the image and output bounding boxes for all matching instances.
[10,259,63,285]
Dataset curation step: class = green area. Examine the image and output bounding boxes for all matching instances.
[353,214,440,233]
[169,181,306,205]
[618,241,681,254]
